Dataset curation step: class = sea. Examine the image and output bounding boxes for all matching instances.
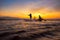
[0,20,60,40]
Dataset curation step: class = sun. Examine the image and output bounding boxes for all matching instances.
[31,13,44,19]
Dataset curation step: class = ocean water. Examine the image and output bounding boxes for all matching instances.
[0,20,60,40]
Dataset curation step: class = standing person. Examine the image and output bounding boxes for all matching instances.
[28,13,32,20]
[38,15,43,21]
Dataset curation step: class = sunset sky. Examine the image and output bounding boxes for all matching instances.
[0,0,60,19]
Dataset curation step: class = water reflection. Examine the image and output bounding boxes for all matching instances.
[0,20,60,40]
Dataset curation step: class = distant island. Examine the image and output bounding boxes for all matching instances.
[0,17,21,20]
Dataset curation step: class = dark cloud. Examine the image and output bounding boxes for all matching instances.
[45,0,60,12]
[0,0,60,12]
[53,0,60,11]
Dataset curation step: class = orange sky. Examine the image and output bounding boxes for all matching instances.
[0,8,60,19]
[0,0,60,19]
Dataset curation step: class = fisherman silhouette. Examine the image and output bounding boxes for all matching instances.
[28,13,32,20]
[38,15,43,21]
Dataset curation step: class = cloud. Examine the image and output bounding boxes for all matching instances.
[53,0,60,12]
[0,0,60,19]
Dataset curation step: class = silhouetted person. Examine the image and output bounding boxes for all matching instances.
[29,13,32,20]
[38,15,43,21]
